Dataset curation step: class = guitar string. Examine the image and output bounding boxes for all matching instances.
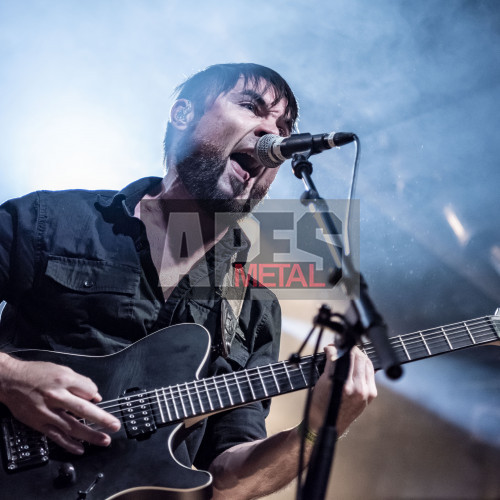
[96,316,497,414]
[364,323,493,353]
[90,320,497,421]
[362,330,496,365]
[383,316,496,343]
[87,322,497,429]
[83,359,322,429]
[380,315,495,341]
[98,361,317,414]
[94,316,497,412]
[79,319,498,430]
[362,319,497,357]
[363,317,496,354]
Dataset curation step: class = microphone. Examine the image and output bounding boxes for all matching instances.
[255,132,356,168]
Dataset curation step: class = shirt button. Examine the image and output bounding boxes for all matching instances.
[83,280,94,288]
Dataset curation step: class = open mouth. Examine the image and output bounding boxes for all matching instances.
[230,152,260,178]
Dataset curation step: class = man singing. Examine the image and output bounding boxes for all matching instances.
[0,63,376,499]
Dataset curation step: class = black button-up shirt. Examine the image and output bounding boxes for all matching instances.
[0,177,281,469]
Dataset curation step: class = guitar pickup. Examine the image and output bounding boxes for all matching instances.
[1,417,49,472]
[120,388,157,440]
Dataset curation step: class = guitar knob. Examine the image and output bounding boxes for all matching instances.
[54,462,77,487]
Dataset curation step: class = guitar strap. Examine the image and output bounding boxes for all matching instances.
[219,246,248,358]
[219,216,259,357]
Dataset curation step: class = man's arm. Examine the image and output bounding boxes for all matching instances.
[0,353,121,454]
[0,195,122,453]
[208,345,377,500]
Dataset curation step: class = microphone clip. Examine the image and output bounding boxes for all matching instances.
[291,153,314,180]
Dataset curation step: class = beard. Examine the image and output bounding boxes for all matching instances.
[174,133,269,218]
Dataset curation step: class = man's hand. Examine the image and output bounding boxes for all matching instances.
[309,345,377,436]
[208,345,377,500]
[0,354,121,454]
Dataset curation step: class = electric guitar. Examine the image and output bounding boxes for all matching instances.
[1,311,499,499]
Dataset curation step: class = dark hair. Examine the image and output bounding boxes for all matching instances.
[163,63,299,160]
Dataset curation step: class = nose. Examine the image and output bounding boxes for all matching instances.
[254,116,281,138]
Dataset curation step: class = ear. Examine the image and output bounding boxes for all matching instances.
[170,99,194,130]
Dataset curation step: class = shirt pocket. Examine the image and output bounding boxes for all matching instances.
[36,255,141,348]
[45,255,139,294]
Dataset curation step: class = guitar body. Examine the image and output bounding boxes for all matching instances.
[0,324,213,500]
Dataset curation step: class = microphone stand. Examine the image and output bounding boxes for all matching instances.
[289,151,403,500]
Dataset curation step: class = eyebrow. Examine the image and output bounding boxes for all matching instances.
[239,89,292,135]
[239,89,267,107]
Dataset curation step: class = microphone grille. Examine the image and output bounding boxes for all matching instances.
[255,134,282,169]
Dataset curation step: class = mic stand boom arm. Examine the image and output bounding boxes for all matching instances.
[290,151,402,500]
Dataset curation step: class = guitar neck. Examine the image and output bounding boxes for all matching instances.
[361,314,500,371]
[123,354,325,429]
[114,314,500,430]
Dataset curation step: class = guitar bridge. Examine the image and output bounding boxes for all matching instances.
[1,417,49,472]
[120,388,157,440]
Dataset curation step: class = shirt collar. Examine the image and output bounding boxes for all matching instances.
[97,177,163,215]
[97,176,254,259]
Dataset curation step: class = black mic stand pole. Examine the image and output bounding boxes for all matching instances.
[290,152,402,500]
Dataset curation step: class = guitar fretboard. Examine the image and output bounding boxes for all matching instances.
[113,314,500,429]
[361,314,500,371]
[117,355,324,428]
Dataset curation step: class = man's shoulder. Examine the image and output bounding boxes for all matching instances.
[41,187,118,204]
[3,177,162,211]
[46,187,121,205]
[2,186,116,209]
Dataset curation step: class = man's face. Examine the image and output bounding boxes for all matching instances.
[175,77,292,215]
